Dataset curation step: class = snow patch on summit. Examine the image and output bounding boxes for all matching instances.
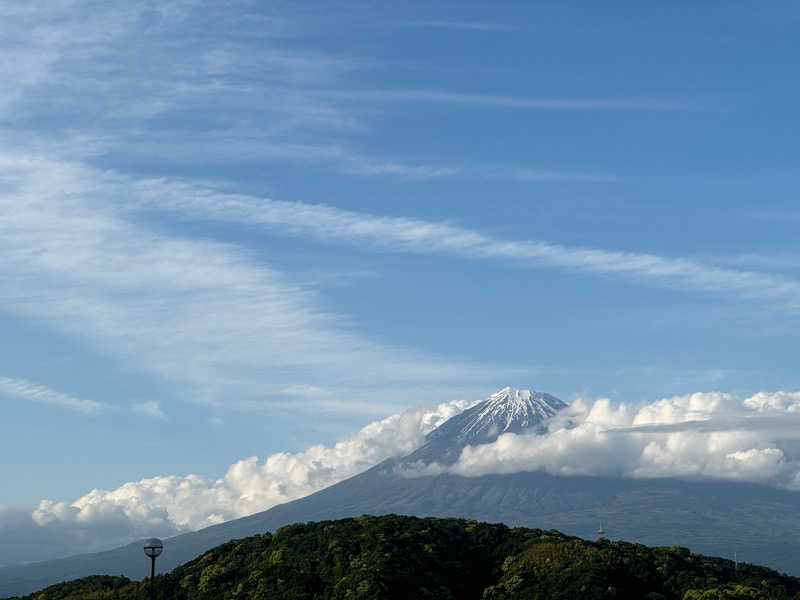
[401,386,567,466]
[462,387,567,439]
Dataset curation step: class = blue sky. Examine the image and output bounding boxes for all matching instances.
[2,0,800,517]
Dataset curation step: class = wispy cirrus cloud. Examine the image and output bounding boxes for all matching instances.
[125,183,800,314]
[339,160,620,182]
[329,89,697,111]
[400,20,517,32]
[0,1,645,186]
[0,154,516,415]
[0,377,105,414]
[113,135,618,182]
[0,1,359,139]
[704,253,800,273]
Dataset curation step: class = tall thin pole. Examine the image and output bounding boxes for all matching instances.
[150,555,155,599]
[143,538,162,599]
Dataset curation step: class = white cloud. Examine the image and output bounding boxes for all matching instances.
[331,89,695,111]
[10,388,800,565]
[632,392,728,426]
[122,182,800,314]
[26,396,475,546]
[8,385,800,567]
[0,503,178,567]
[745,391,800,413]
[0,153,772,420]
[0,1,629,186]
[0,376,105,413]
[0,154,509,413]
[401,21,517,32]
[132,401,166,420]
[426,391,800,489]
[0,0,353,131]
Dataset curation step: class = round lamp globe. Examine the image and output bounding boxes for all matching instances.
[143,538,164,558]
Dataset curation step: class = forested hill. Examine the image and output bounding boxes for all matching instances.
[7,515,800,600]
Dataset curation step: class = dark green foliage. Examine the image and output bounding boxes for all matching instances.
[161,516,527,600]
[6,516,800,600]
[482,536,798,600]
[10,576,131,600]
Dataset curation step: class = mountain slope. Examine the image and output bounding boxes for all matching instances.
[9,516,800,600]
[8,469,800,597]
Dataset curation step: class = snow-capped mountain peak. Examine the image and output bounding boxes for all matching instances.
[464,387,566,438]
[403,387,566,465]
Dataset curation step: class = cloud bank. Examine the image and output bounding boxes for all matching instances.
[0,397,474,565]
[410,391,800,490]
[8,389,800,567]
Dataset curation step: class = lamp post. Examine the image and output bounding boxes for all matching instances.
[143,538,163,600]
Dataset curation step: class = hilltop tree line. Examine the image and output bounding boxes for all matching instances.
[7,514,800,600]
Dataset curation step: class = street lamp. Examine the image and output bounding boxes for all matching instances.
[143,538,163,600]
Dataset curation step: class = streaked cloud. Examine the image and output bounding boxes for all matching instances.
[401,20,517,32]
[125,183,800,314]
[0,154,514,415]
[330,89,696,111]
[0,1,658,186]
[706,253,800,273]
[0,377,105,414]
[114,137,617,182]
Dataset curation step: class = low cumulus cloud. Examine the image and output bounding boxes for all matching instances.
[411,391,800,489]
[2,397,473,565]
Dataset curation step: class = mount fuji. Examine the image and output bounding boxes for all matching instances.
[5,387,800,597]
[403,386,565,465]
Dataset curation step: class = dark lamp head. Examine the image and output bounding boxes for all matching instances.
[143,538,164,558]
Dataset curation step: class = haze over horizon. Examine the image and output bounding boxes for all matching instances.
[3,0,800,569]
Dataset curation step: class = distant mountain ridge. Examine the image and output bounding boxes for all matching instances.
[6,386,800,596]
